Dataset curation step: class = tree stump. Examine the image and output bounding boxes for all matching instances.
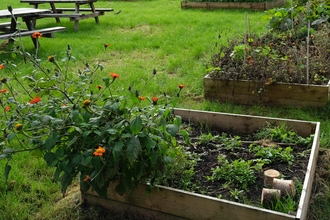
[273,178,295,196]
[261,188,281,205]
[263,169,280,188]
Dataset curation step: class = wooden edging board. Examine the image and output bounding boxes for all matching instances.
[204,74,330,107]
[82,108,320,220]
[181,0,286,10]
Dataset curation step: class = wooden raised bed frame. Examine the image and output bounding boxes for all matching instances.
[181,0,286,11]
[204,74,330,107]
[82,108,320,220]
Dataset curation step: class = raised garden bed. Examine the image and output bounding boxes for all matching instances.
[204,74,330,107]
[181,0,286,11]
[82,108,320,220]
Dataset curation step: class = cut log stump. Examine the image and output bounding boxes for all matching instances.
[261,188,281,205]
[273,178,295,196]
[263,169,280,188]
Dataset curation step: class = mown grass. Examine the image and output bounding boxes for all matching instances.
[0,0,329,219]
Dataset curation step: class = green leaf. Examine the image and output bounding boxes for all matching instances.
[166,124,179,136]
[7,133,16,142]
[44,132,58,151]
[72,154,83,165]
[61,173,73,197]
[54,167,61,182]
[4,163,11,181]
[126,137,141,165]
[55,148,64,158]
[130,116,143,134]
[0,154,11,160]
[72,110,82,123]
[67,136,78,148]
[98,63,104,71]
[2,148,14,154]
[81,156,93,166]
[44,152,56,166]
[103,78,110,87]
[91,157,102,171]
[113,140,124,165]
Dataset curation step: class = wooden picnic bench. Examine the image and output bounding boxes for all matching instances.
[0,8,66,48]
[20,0,114,30]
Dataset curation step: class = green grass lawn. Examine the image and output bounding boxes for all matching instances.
[0,0,329,219]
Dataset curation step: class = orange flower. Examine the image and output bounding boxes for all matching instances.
[30,96,42,104]
[0,89,7,93]
[152,97,158,105]
[15,123,23,131]
[138,96,146,101]
[0,64,4,69]
[32,32,42,39]
[82,100,91,108]
[96,85,102,90]
[104,43,110,48]
[4,106,10,112]
[265,78,273,85]
[84,175,90,182]
[110,72,120,79]
[48,55,55,63]
[93,146,106,157]
[178,84,185,89]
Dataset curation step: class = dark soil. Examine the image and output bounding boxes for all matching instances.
[172,123,310,209]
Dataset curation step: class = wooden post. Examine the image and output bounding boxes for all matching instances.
[261,188,281,205]
[263,169,280,188]
[273,178,295,196]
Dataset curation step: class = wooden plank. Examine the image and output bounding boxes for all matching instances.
[37,13,82,18]
[84,181,295,220]
[296,122,320,220]
[204,76,330,107]
[69,12,104,21]
[0,22,14,28]
[0,26,66,39]
[180,1,285,10]
[54,8,114,12]
[83,193,187,220]
[173,108,317,137]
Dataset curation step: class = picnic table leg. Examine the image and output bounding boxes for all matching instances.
[8,17,18,45]
[89,2,100,24]
[50,3,61,23]
[24,18,39,49]
[74,4,80,31]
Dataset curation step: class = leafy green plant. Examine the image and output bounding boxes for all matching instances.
[207,155,256,190]
[0,40,187,197]
[249,144,295,165]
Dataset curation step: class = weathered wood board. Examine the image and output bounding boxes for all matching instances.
[82,108,320,220]
[204,75,330,107]
[181,0,287,10]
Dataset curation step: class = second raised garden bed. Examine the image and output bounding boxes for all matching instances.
[204,74,330,107]
[181,0,286,11]
[82,108,320,220]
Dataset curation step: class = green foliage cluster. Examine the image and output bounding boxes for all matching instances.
[0,42,187,197]
[209,1,330,88]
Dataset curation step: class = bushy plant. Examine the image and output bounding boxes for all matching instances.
[208,1,330,94]
[0,36,187,197]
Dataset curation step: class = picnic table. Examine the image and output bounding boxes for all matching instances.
[20,0,113,30]
[0,7,66,48]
